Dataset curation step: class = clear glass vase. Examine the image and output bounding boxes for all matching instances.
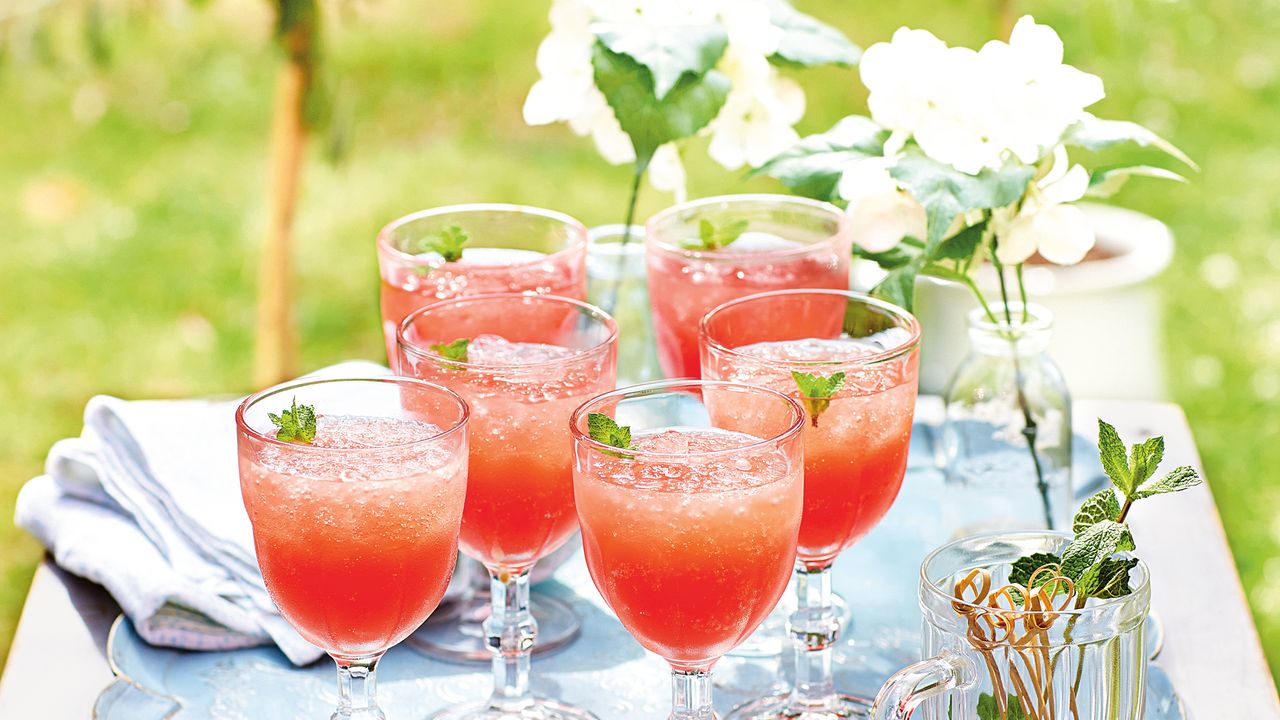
[940,303,1072,534]
[587,225,661,387]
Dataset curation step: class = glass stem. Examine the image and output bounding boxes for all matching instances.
[333,655,385,720]
[669,668,715,720]
[485,567,537,711]
[788,563,841,709]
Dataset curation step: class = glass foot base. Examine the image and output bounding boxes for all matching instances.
[729,591,853,659]
[408,591,581,663]
[725,693,873,720]
[427,700,598,720]
[713,654,789,696]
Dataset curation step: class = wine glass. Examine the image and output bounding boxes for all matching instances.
[398,293,617,720]
[236,377,469,719]
[645,194,851,379]
[378,203,590,661]
[570,380,806,719]
[699,290,922,720]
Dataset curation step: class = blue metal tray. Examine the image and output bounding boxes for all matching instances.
[93,424,1185,719]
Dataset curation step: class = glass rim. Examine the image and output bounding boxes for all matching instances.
[396,292,619,371]
[645,193,849,261]
[234,376,470,454]
[699,289,923,368]
[921,530,1151,618]
[569,379,806,460]
[376,202,589,268]
[968,302,1053,334]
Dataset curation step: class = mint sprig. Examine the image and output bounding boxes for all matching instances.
[268,398,317,444]
[1008,418,1202,607]
[977,694,1026,720]
[413,224,469,262]
[683,218,749,251]
[791,371,845,427]
[429,338,471,368]
[587,412,633,458]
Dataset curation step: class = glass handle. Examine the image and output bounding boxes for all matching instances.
[869,649,977,720]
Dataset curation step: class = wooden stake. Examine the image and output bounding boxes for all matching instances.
[253,4,315,388]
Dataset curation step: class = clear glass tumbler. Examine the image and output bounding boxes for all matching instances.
[398,293,617,720]
[701,290,921,720]
[236,377,470,720]
[586,224,662,386]
[377,203,589,362]
[645,195,852,379]
[870,531,1150,720]
[571,380,806,720]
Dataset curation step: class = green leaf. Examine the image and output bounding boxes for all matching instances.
[889,151,1035,248]
[587,413,633,455]
[1133,465,1202,499]
[1097,419,1135,497]
[592,41,731,169]
[1128,435,1165,487]
[854,240,922,270]
[430,338,471,366]
[1008,552,1063,588]
[1086,165,1186,199]
[873,260,923,312]
[268,397,317,444]
[1061,521,1134,581]
[1073,489,1122,534]
[1077,557,1138,599]
[763,0,861,68]
[594,22,728,101]
[791,371,846,427]
[933,218,988,261]
[753,116,889,200]
[412,224,470,262]
[686,218,749,250]
[1063,115,1198,171]
[977,694,1027,720]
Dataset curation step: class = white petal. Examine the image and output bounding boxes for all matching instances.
[995,212,1039,264]
[849,191,927,253]
[836,157,896,201]
[523,76,588,125]
[648,143,688,202]
[1040,164,1090,205]
[1033,204,1095,265]
[1008,15,1064,71]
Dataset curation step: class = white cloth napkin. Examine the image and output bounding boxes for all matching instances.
[14,360,473,666]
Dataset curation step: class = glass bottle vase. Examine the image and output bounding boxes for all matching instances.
[587,225,661,387]
[940,302,1072,534]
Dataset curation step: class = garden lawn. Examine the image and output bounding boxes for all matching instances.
[1,0,1277,685]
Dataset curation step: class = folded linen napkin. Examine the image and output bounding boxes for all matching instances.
[15,360,482,666]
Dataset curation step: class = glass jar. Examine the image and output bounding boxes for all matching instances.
[940,303,1072,534]
[587,224,662,387]
[871,531,1150,720]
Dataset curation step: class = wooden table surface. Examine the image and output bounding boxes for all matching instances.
[1,398,1276,718]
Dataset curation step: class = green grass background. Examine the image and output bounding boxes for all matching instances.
[2,0,1278,684]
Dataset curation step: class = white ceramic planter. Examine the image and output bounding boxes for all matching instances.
[910,204,1174,400]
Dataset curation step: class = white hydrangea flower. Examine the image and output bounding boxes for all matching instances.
[707,48,805,170]
[524,0,814,189]
[995,160,1095,265]
[860,16,1104,175]
[836,157,927,253]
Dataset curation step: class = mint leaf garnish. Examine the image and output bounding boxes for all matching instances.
[1132,465,1201,499]
[1008,552,1062,588]
[791,371,845,427]
[1061,520,1134,581]
[1097,419,1134,496]
[413,224,469,262]
[1077,557,1138,599]
[430,338,470,363]
[1073,488,1121,534]
[977,693,1026,720]
[587,412,633,458]
[268,398,317,444]
[684,218,749,250]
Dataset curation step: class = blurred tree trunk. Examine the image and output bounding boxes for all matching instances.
[253,0,316,387]
[996,0,1017,39]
